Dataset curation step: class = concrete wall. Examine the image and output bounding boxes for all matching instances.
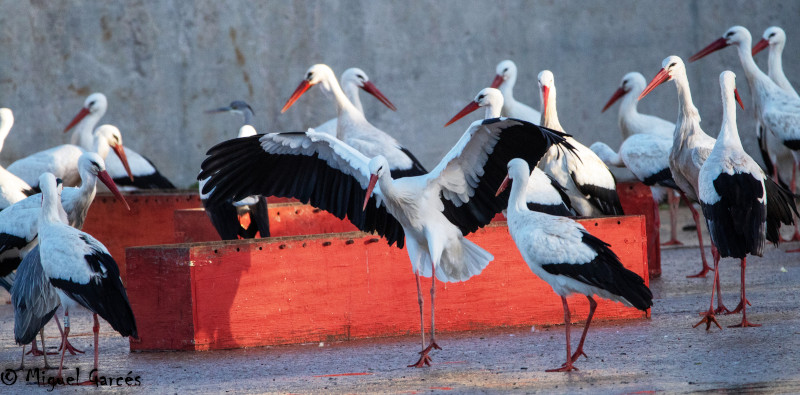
[0,0,797,187]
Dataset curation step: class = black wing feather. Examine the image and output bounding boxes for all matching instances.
[390,147,428,178]
[765,176,798,245]
[203,199,244,240]
[702,173,767,258]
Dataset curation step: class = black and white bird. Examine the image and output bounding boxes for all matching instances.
[638,56,717,279]
[281,64,426,178]
[314,67,397,136]
[537,70,625,216]
[0,108,37,210]
[595,71,684,246]
[498,158,652,372]
[695,71,797,330]
[7,124,134,188]
[202,101,269,240]
[63,92,175,190]
[489,59,542,122]
[691,26,800,242]
[36,172,137,380]
[199,118,573,367]
[445,87,573,216]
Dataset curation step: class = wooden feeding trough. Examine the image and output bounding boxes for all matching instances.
[616,182,661,277]
[126,216,648,351]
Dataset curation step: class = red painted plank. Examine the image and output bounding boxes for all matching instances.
[82,191,203,281]
[128,216,647,351]
[616,182,661,277]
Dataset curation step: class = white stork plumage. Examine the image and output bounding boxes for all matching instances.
[498,158,652,372]
[596,72,683,246]
[489,60,542,122]
[63,92,175,190]
[281,64,426,178]
[7,124,133,188]
[445,87,573,216]
[36,172,137,380]
[638,56,717,279]
[695,71,797,330]
[202,101,269,240]
[199,118,573,367]
[0,108,37,210]
[314,67,397,136]
[537,70,625,217]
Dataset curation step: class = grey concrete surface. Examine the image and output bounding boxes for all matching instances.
[1,206,799,393]
[0,1,798,187]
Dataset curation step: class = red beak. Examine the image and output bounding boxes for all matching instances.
[444,101,480,127]
[602,87,626,113]
[362,174,379,211]
[734,88,744,110]
[111,144,135,182]
[638,68,670,101]
[63,107,90,133]
[490,74,504,89]
[361,81,397,111]
[495,174,511,197]
[689,37,729,62]
[281,80,312,113]
[541,85,550,118]
[752,38,769,56]
[97,170,130,211]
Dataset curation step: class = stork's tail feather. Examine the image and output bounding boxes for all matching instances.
[436,238,494,283]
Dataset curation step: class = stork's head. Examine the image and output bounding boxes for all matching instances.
[537,70,555,117]
[94,124,134,182]
[341,67,396,111]
[690,26,752,63]
[281,64,337,113]
[77,152,130,210]
[639,56,685,101]
[753,26,786,56]
[64,92,107,133]
[496,158,529,197]
[491,59,517,89]
[444,87,503,127]
[602,72,646,112]
[363,156,389,210]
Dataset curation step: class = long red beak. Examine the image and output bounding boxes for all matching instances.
[63,107,90,133]
[752,38,769,56]
[281,80,312,113]
[734,88,744,110]
[362,174,379,211]
[444,101,480,127]
[495,174,511,197]
[541,85,550,118]
[638,69,670,101]
[602,87,626,113]
[361,81,397,111]
[97,170,130,211]
[689,37,729,62]
[111,144,135,182]
[490,74,504,89]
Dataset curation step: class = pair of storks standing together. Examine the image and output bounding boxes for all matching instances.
[200,63,650,372]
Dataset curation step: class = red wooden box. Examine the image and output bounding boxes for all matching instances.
[616,182,661,277]
[81,191,203,281]
[126,216,648,351]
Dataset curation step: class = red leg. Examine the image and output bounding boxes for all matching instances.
[784,162,800,243]
[547,296,578,372]
[56,325,69,379]
[26,337,45,356]
[55,314,84,355]
[408,270,430,368]
[729,258,761,328]
[662,191,683,246]
[681,193,712,278]
[409,264,441,368]
[570,296,597,363]
[694,253,722,331]
[711,246,731,314]
[39,329,55,370]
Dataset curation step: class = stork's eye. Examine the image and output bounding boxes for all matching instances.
[769,33,776,38]
[503,68,508,73]
[669,62,677,68]
[306,72,313,80]
[478,94,485,100]
[726,31,734,38]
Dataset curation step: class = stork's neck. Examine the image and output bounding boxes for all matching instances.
[242,109,254,126]
[498,76,516,102]
[506,174,530,215]
[734,41,774,103]
[618,91,641,139]
[342,83,364,114]
[673,75,701,130]
[40,185,64,225]
[717,87,743,150]
[76,170,99,205]
[0,115,11,153]
[320,76,363,121]
[768,44,798,96]
[485,102,501,119]
[71,112,104,149]
[92,139,111,160]
[541,88,564,132]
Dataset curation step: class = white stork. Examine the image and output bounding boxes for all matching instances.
[498,158,652,372]
[537,70,625,217]
[690,26,800,242]
[445,87,573,216]
[597,72,683,246]
[314,67,397,136]
[63,92,175,190]
[0,108,37,210]
[7,124,133,188]
[696,71,797,330]
[36,172,137,380]
[199,118,573,367]
[489,60,542,122]
[202,101,269,240]
[638,56,717,279]
[281,64,426,178]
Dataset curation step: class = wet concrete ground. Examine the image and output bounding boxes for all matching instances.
[1,206,799,393]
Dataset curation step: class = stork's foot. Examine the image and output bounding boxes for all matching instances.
[58,338,84,355]
[407,341,441,368]
[662,239,684,246]
[546,361,578,372]
[686,264,713,278]
[693,310,722,331]
[570,349,588,364]
[727,298,752,315]
[422,341,442,354]
[714,302,732,315]
[729,318,761,328]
